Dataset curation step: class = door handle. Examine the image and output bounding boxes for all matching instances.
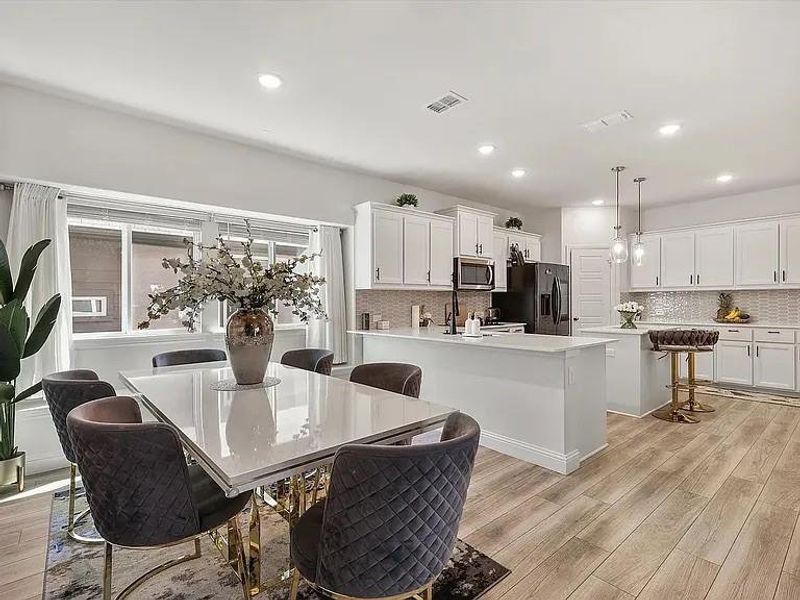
[376,267,381,280]
[573,317,579,321]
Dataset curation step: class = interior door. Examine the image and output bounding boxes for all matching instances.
[372,211,403,284]
[477,216,494,258]
[695,227,734,288]
[780,218,800,285]
[629,234,661,289]
[660,231,696,288]
[735,221,779,286]
[458,212,478,257]
[429,219,454,287]
[402,215,430,285]
[569,247,612,331]
[493,231,508,291]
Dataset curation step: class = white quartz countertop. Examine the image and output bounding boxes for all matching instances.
[638,320,800,330]
[579,326,657,336]
[349,327,616,354]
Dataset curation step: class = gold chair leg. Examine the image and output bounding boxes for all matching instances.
[680,352,715,413]
[103,542,113,600]
[248,493,261,597]
[289,568,301,600]
[421,583,434,600]
[654,352,698,424]
[228,517,250,598]
[67,463,104,544]
[112,538,202,600]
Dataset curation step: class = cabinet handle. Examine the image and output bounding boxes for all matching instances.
[783,269,787,282]
[655,276,659,286]
[774,270,778,282]
[475,243,479,254]
[427,270,431,282]
[728,329,739,332]
[768,330,781,334]
[697,273,701,285]
[479,243,483,255]
[375,267,381,280]
[689,274,693,285]
[747,345,751,357]
[756,345,760,358]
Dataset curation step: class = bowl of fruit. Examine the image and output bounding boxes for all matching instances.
[713,292,751,323]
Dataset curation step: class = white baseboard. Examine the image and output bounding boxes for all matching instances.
[607,401,670,419]
[480,430,583,474]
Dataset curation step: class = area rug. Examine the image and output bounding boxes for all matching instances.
[43,489,510,599]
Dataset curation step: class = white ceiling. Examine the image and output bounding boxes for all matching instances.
[0,1,798,211]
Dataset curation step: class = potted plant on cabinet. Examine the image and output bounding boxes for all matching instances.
[395,193,419,208]
[505,216,523,230]
[0,238,62,492]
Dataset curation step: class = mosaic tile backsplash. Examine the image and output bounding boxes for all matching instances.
[356,290,491,328]
[623,289,800,325]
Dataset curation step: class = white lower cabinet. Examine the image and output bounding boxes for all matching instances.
[715,340,753,386]
[753,342,796,390]
[679,351,715,381]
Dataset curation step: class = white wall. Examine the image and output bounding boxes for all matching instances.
[641,184,800,231]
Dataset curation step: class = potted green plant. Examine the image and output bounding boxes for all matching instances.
[0,238,62,492]
[395,193,419,208]
[505,216,523,230]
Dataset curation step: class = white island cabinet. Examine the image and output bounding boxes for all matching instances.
[349,328,615,474]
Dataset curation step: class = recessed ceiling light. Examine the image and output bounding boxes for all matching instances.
[716,173,734,183]
[478,144,496,155]
[659,123,681,136]
[258,73,282,89]
[591,198,604,206]
[511,168,526,178]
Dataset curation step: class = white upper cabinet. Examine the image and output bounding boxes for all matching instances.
[436,205,497,259]
[524,236,542,262]
[429,219,455,287]
[629,234,662,289]
[735,221,780,286]
[402,215,430,285]
[372,210,404,285]
[493,229,509,291]
[695,227,734,288]
[660,231,696,288]
[780,217,800,285]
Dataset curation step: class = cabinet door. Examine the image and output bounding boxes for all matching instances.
[525,237,541,262]
[754,342,796,390]
[714,340,753,385]
[679,351,715,381]
[780,218,800,285]
[630,234,661,289]
[402,215,430,285]
[660,231,696,288]
[695,227,734,288]
[429,219,454,287]
[493,231,508,291]
[507,233,526,258]
[477,216,494,258]
[458,212,478,257]
[372,211,403,284]
[735,221,779,286]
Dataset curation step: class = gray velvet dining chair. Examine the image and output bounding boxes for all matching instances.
[42,369,117,544]
[66,395,252,600]
[288,412,480,600]
[349,362,422,398]
[151,348,227,368]
[280,348,335,375]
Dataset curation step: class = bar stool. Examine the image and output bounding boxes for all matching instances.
[648,329,720,424]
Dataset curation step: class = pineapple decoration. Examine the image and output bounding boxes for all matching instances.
[715,292,750,323]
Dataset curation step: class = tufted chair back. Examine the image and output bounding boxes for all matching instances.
[42,370,116,464]
[315,412,480,597]
[152,348,227,368]
[349,362,422,398]
[66,396,201,547]
[281,348,335,375]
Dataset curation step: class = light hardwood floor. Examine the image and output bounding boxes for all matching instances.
[2,394,800,599]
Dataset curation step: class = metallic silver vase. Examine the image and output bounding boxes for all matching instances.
[225,308,274,385]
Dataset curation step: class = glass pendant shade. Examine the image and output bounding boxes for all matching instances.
[611,232,629,264]
[632,235,645,266]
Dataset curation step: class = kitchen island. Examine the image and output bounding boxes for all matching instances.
[349,327,615,474]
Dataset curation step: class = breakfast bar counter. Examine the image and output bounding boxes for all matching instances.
[349,327,616,474]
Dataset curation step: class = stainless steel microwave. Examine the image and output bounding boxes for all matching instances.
[454,257,495,290]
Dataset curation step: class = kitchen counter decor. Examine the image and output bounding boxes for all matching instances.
[616,301,644,329]
[713,292,751,323]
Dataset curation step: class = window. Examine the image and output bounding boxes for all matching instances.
[68,217,198,336]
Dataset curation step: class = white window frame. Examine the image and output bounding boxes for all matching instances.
[72,296,108,318]
[69,217,201,339]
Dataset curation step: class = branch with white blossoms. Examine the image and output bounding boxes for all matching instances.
[137,221,326,331]
[615,301,644,314]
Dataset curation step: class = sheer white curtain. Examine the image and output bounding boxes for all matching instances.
[7,183,72,390]
[307,225,347,364]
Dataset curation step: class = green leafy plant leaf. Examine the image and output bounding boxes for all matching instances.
[0,328,21,382]
[22,294,61,359]
[12,239,51,302]
[0,239,12,304]
[12,381,41,404]
[0,382,13,404]
[0,299,27,357]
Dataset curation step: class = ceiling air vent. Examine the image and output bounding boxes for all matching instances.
[426,91,469,114]
[581,110,634,132]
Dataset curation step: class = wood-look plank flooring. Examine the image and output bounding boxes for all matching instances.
[3,394,800,599]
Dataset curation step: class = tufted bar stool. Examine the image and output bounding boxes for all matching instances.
[42,369,116,544]
[649,329,720,424]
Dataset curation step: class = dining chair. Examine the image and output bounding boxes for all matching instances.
[349,362,422,398]
[151,348,227,367]
[42,369,117,544]
[288,412,480,600]
[280,348,335,375]
[66,395,252,600]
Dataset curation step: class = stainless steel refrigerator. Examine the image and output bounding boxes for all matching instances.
[491,262,571,335]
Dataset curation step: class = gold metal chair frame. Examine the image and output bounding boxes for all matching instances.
[67,463,104,544]
[289,569,435,600]
[653,349,715,424]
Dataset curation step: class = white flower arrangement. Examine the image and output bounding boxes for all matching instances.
[138,221,326,331]
[615,301,644,314]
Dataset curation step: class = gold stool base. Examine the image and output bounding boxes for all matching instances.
[680,400,715,413]
[653,409,699,424]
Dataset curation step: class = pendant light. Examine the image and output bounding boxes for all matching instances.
[631,176,647,266]
[610,165,628,264]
